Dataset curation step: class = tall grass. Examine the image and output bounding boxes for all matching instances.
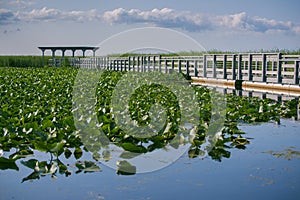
[0,56,74,67]
[107,49,300,57]
[0,56,45,67]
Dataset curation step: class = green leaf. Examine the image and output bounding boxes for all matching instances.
[22,171,40,183]
[42,119,54,129]
[121,143,147,153]
[74,148,83,159]
[75,161,101,173]
[50,140,66,156]
[102,150,112,161]
[33,141,49,152]
[21,159,38,170]
[120,151,141,159]
[116,160,136,175]
[57,159,68,174]
[25,121,39,130]
[64,148,72,159]
[0,157,19,171]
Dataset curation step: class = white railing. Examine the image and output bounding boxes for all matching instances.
[76,53,300,85]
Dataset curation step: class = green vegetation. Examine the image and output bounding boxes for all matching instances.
[0,56,45,67]
[0,67,298,181]
[0,56,76,68]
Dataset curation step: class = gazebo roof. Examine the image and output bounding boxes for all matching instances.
[38,46,99,51]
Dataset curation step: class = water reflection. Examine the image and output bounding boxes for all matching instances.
[262,148,300,160]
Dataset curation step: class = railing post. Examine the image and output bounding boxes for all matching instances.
[142,56,145,72]
[194,60,198,77]
[137,56,140,72]
[95,57,98,69]
[99,57,102,69]
[212,55,217,78]
[117,60,120,71]
[223,55,227,79]
[100,57,105,69]
[133,56,136,71]
[124,59,127,71]
[165,59,168,73]
[110,58,113,70]
[277,53,282,83]
[129,57,132,71]
[203,55,207,77]
[232,55,236,80]
[148,56,151,72]
[103,57,105,69]
[113,59,116,71]
[143,56,146,72]
[294,60,299,85]
[248,54,253,81]
[141,56,144,72]
[262,54,267,82]
[237,54,242,80]
[178,59,182,73]
[153,56,156,71]
[186,60,190,77]
[107,57,109,70]
[171,59,175,73]
[159,55,162,72]
[140,56,143,72]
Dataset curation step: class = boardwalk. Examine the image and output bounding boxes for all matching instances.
[72,53,300,94]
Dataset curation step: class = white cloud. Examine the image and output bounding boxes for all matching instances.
[16,7,100,22]
[102,8,300,34]
[1,7,299,35]
[216,12,296,33]
[102,8,211,31]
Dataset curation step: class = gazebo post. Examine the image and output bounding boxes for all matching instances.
[38,46,99,67]
[62,49,66,67]
[41,49,45,67]
[51,49,56,66]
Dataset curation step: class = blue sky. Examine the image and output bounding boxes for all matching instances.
[0,0,299,55]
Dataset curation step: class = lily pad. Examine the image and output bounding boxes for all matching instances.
[75,161,101,173]
[116,160,136,175]
[0,157,19,171]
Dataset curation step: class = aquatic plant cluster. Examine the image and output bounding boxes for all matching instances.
[0,67,298,180]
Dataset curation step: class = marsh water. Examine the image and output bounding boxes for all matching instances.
[1,86,300,200]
